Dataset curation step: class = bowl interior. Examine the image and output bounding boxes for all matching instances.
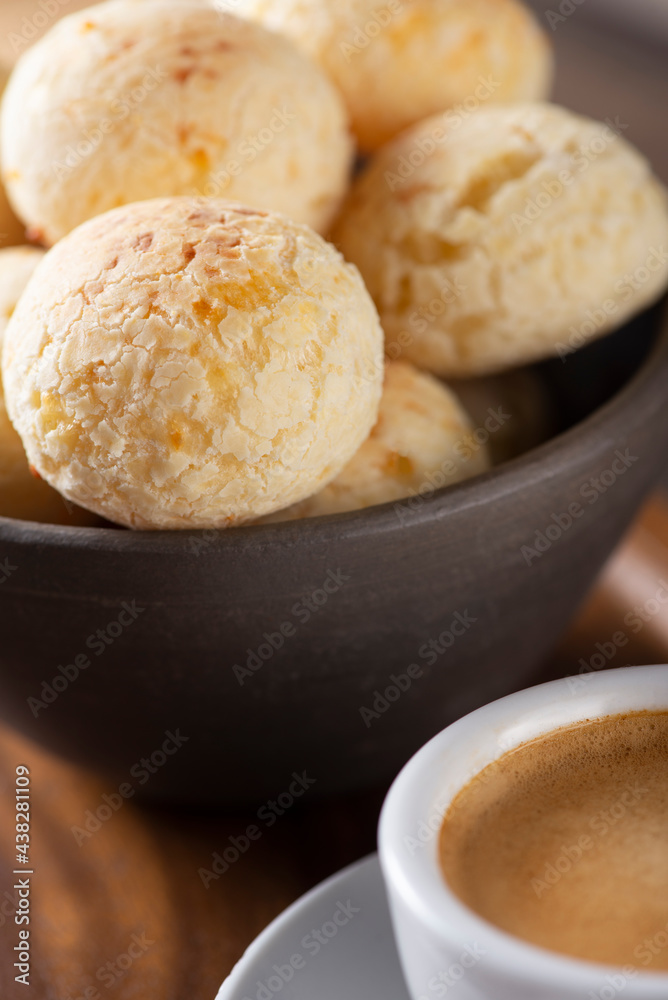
[536,300,665,433]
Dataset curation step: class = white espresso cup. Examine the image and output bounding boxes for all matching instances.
[379,665,668,1000]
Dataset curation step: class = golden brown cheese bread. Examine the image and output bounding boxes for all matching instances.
[2,198,384,529]
[1,0,353,245]
[236,0,553,152]
[262,360,490,520]
[0,247,97,524]
[334,103,668,377]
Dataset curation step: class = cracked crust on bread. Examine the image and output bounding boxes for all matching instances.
[333,103,668,376]
[2,198,384,529]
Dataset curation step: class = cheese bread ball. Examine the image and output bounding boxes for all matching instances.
[334,103,668,377]
[263,360,489,521]
[1,0,352,246]
[0,248,97,524]
[235,0,553,152]
[2,198,384,530]
[0,64,26,250]
[451,369,554,465]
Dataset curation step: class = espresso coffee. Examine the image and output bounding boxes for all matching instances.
[439,711,668,970]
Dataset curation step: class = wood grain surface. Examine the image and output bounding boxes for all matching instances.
[0,3,667,999]
[0,725,383,1000]
[0,495,664,1000]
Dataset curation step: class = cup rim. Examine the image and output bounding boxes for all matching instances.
[378,665,668,992]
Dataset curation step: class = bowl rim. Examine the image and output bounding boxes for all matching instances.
[1,306,667,554]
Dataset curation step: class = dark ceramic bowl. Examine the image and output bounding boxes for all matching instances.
[0,306,667,808]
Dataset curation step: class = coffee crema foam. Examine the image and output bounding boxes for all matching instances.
[439,711,668,970]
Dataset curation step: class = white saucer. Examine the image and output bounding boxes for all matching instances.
[216,854,410,1000]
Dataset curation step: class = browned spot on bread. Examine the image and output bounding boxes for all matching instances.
[174,66,195,85]
[187,209,212,224]
[81,280,104,305]
[192,299,212,322]
[190,149,210,172]
[182,242,197,264]
[232,207,268,218]
[177,124,193,146]
[387,453,415,478]
[29,465,42,481]
[26,226,46,246]
[81,21,97,32]
[213,234,242,258]
[192,299,227,329]
[132,232,154,252]
[104,256,119,270]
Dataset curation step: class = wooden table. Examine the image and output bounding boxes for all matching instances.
[0,4,667,998]
[0,727,383,999]
[0,495,666,1000]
